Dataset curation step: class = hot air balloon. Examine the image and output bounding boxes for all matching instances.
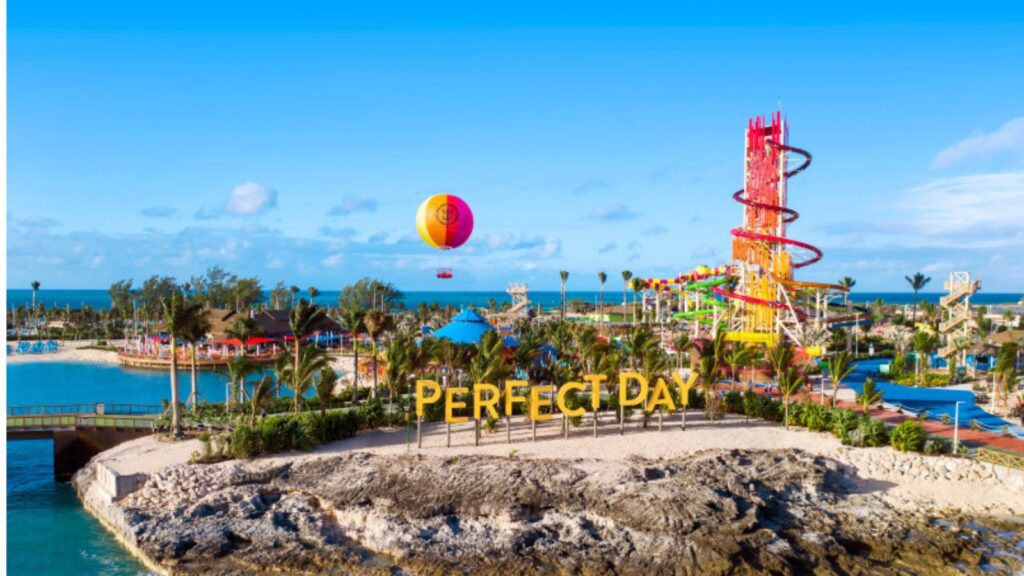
[416,193,474,279]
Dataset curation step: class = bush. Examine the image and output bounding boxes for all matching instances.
[804,404,832,432]
[923,439,948,455]
[723,391,744,415]
[891,420,926,452]
[831,409,859,442]
[687,388,706,410]
[298,412,324,446]
[359,398,386,429]
[259,416,294,453]
[849,417,889,448]
[228,425,260,458]
[323,410,360,442]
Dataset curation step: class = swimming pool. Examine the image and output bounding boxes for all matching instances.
[844,359,1023,438]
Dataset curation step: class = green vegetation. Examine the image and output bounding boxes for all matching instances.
[890,420,926,452]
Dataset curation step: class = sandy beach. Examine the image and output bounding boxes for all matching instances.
[6,339,121,365]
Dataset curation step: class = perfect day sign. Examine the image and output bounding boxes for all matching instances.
[416,372,699,423]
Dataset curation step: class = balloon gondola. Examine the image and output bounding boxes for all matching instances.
[416,193,473,279]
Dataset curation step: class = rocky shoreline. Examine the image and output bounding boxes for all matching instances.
[74,447,1024,575]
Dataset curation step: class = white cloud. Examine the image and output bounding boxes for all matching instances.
[329,195,378,216]
[589,204,639,221]
[901,172,1024,236]
[932,117,1024,169]
[597,242,617,254]
[321,253,345,268]
[226,182,278,215]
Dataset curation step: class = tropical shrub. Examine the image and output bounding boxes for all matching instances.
[804,404,831,432]
[923,439,948,455]
[831,408,859,442]
[228,425,260,458]
[359,397,386,428]
[890,420,926,452]
[258,415,294,452]
[848,417,889,448]
[723,391,744,415]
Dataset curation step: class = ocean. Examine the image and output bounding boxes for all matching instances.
[7,288,1024,311]
[6,363,234,576]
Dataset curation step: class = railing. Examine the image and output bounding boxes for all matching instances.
[7,413,158,430]
[976,448,1024,472]
[7,403,163,417]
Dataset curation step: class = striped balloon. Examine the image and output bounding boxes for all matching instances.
[416,194,474,250]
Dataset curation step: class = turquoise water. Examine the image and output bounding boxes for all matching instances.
[9,288,1024,311]
[6,362,233,576]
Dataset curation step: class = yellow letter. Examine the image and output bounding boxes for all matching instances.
[529,385,554,421]
[416,380,442,417]
[556,382,587,418]
[474,383,500,420]
[647,377,677,413]
[618,372,648,409]
[672,372,698,407]
[505,380,529,416]
[445,387,469,424]
[583,374,606,410]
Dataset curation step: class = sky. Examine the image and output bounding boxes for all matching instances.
[7,1,1024,292]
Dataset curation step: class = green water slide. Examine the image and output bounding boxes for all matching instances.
[671,277,730,322]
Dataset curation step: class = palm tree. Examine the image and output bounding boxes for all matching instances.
[225,316,264,356]
[289,285,300,307]
[180,309,212,411]
[30,280,40,311]
[621,270,633,322]
[597,271,607,328]
[362,309,392,400]
[339,306,365,402]
[289,299,325,381]
[383,338,412,414]
[224,354,258,412]
[911,332,939,385]
[163,292,204,437]
[779,366,805,429]
[765,340,794,397]
[472,331,512,445]
[315,367,338,422]
[724,344,757,391]
[624,325,657,371]
[249,376,274,428]
[559,270,569,322]
[273,353,291,398]
[905,272,932,324]
[839,277,856,351]
[673,333,692,371]
[695,331,727,420]
[284,346,331,414]
[308,286,320,302]
[641,346,670,430]
[825,350,855,406]
[856,377,883,413]
[994,343,1019,408]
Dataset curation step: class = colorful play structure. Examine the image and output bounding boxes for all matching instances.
[636,113,867,355]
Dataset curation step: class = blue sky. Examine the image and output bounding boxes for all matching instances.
[7,1,1024,291]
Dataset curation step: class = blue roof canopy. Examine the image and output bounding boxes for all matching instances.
[431,308,496,345]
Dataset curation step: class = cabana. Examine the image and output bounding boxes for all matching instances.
[431,309,496,345]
